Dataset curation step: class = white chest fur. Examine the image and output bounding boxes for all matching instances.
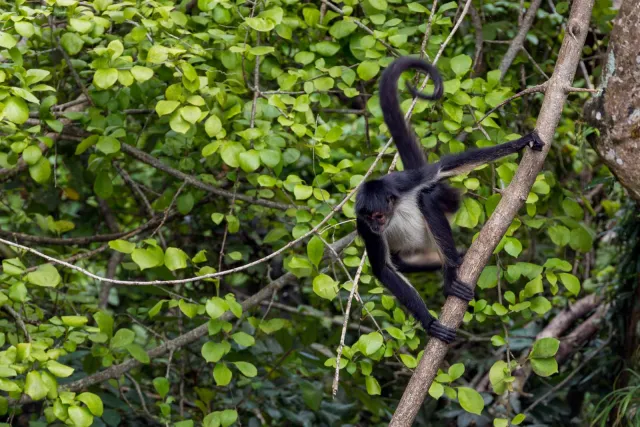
[384,191,435,254]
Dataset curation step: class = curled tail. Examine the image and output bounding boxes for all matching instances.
[379,57,443,170]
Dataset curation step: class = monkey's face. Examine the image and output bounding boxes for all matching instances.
[362,196,395,234]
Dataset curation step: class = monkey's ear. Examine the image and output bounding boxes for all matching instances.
[387,194,396,205]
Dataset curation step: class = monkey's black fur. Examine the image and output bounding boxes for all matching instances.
[356,57,544,343]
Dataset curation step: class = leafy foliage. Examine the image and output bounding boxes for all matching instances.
[0,0,626,425]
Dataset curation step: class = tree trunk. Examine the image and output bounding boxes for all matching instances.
[585,0,640,202]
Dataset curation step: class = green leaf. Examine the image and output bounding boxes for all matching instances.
[77,392,103,416]
[147,45,168,64]
[450,54,472,76]
[108,239,135,254]
[93,68,118,89]
[164,247,188,271]
[111,328,135,348]
[127,343,150,363]
[22,145,42,166]
[477,266,499,289]
[530,337,560,358]
[94,170,113,198]
[399,354,417,368]
[213,363,233,386]
[294,184,313,200]
[429,382,444,399]
[25,371,49,400]
[231,331,255,347]
[3,96,29,124]
[131,66,154,82]
[0,32,17,49]
[491,335,506,346]
[312,274,338,300]
[15,22,35,38]
[330,20,357,39]
[357,60,380,81]
[180,106,201,124]
[27,264,61,287]
[220,141,245,167]
[238,149,261,172]
[307,236,324,267]
[360,332,383,355]
[46,360,74,378]
[530,357,558,377]
[570,227,593,252]
[504,238,522,257]
[512,413,526,425]
[204,114,222,137]
[153,377,170,398]
[524,275,543,297]
[68,406,94,427]
[179,300,198,319]
[202,341,230,363]
[530,296,552,314]
[548,225,570,247]
[365,376,381,395]
[368,0,388,11]
[60,32,84,55]
[156,100,180,116]
[206,297,229,319]
[96,136,120,154]
[558,273,580,295]
[28,158,52,184]
[132,247,164,270]
[233,362,258,377]
[494,419,508,427]
[61,316,88,327]
[457,387,484,415]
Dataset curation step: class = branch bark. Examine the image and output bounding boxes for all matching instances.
[389,1,596,424]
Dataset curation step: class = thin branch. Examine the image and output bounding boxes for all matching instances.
[474,83,547,128]
[499,0,544,78]
[318,0,399,57]
[389,0,595,424]
[120,143,296,211]
[2,305,31,343]
[332,253,367,397]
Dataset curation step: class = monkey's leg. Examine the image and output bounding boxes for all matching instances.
[358,219,457,343]
[418,190,474,303]
[391,252,442,273]
[437,131,544,179]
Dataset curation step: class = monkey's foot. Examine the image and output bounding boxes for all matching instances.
[428,321,456,344]
[528,131,544,151]
[445,279,475,302]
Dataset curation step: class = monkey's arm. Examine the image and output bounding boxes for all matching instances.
[437,131,544,178]
[357,220,456,343]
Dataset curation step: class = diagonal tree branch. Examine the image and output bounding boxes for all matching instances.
[389,0,596,424]
[499,0,544,78]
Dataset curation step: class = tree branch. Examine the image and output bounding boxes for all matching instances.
[499,0,544,78]
[389,1,595,424]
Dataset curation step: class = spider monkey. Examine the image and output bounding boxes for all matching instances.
[356,57,544,343]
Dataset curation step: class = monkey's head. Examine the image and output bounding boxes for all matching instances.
[356,179,396,235]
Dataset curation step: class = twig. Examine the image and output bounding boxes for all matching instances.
[499,0,544,78]
[474,83,547,128]
[2,305,31,343]
[318,0,399,57]
[332,253,367,397]
[419,0,439,59]
[150,181,186,239]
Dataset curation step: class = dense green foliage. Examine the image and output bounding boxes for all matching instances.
[0,0,633,426]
